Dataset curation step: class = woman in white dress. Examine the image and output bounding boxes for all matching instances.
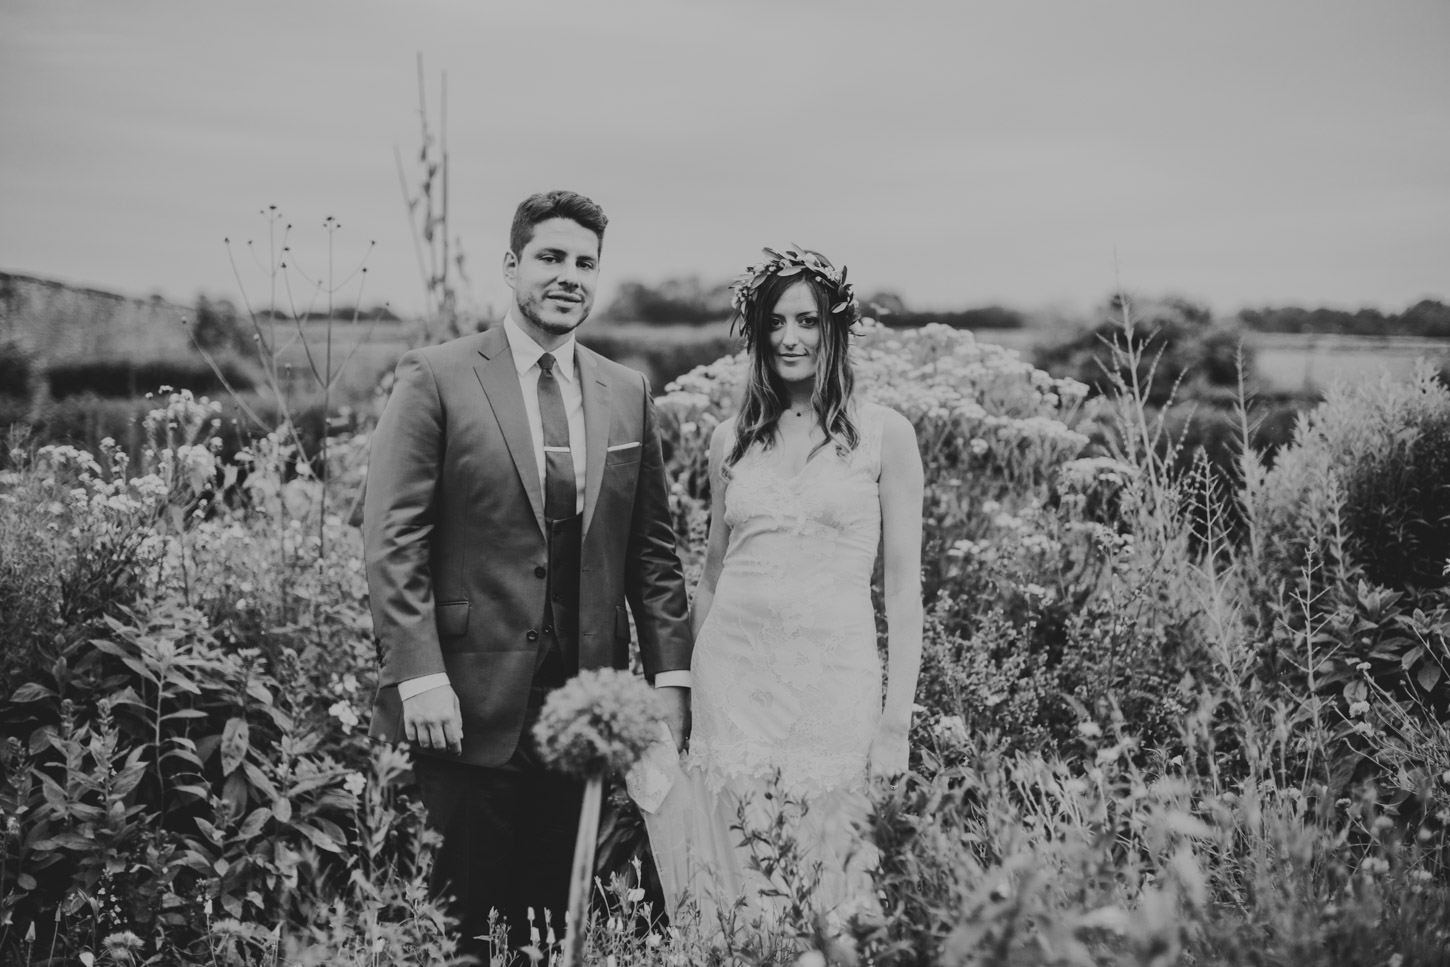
[647,247,924,933]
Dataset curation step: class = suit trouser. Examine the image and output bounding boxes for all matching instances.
[413,677,583,955]
[414,513,585,956]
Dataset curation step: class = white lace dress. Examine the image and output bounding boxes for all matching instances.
[642,402,888,929]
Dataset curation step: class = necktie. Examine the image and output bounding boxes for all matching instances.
[536,352,576,520]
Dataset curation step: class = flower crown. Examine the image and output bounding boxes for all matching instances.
[729,245,859,347]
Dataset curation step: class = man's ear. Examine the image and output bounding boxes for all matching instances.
[502,250,518,289]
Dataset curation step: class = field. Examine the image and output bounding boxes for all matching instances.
[3,315,1449,965]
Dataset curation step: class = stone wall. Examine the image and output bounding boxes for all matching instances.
[0,271,192,363]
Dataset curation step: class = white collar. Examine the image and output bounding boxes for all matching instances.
[503,312,577,382]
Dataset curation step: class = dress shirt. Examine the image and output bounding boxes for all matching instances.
[398,315,690,700]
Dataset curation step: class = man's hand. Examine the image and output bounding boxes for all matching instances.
[403,685,463,756]
[658,685,690,754]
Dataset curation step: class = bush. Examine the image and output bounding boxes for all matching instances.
[1250,365,1450,596]
[45,355,258,401]
[1034,296,1254,407]
[0,393,452,964]
[0,337,34,398]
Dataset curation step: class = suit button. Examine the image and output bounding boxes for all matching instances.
[526,630,539,642]
[534,566,547,578]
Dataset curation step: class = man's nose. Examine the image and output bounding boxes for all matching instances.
[556,261,581,287]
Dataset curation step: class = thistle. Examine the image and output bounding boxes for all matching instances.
[533,668,667,967]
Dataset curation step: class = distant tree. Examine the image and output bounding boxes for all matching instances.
[190,295,252,356]
[1238,300,1450,338]
[1035,296,1251,405]
[879,305,1026,330]
[861,290,908,317]
[601,276,733,324]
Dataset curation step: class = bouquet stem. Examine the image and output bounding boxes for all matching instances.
[562,774,604,967]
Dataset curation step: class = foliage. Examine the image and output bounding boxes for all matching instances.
[1034,296,1253,407]
[1240,299,1450,339]
[44,356,258,401]
[602,276,734,325]
[0,337,35,399]
[0,392,451,965]
[5,282,1450,963]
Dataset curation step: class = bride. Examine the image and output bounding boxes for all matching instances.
[643,246,924,932]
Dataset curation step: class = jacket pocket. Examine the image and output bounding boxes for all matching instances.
[436,600,470,637]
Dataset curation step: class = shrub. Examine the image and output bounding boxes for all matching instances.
[45,355,258,401]
[1034,296,1254,407]
[0,337,34,399]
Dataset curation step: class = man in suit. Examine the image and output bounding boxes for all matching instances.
[363,190,693,956]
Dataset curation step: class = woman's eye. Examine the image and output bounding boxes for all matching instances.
[799,316,819,328]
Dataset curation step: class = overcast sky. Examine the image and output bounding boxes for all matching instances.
[1,0,1446,319]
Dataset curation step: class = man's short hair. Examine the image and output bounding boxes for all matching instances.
[509,190,608,256]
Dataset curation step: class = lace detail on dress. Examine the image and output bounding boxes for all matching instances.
[686,402,891,798]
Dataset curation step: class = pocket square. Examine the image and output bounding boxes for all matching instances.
[606,441,641,452]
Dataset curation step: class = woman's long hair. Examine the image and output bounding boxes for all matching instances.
[727,270,859,470]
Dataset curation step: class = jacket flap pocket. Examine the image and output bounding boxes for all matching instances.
[436,601,470,637]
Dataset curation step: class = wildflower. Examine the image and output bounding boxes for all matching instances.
[969,438,989,456]
[1077,721,1102,739]
[931,714,969,748]
[795,953,827,967]
[626,887,646,904]
[532,668,665,777]
[328,701,359,731]
[1356,661,1372,672]
[1348,700,1371,717]
[102,931,144,963]
[343,772,367,796]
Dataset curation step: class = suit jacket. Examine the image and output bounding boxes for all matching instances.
[363,326,693,767]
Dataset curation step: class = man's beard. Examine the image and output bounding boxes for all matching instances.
[518,295,590,336]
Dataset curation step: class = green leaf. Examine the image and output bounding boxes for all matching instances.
[238,807,272,839]
[9,682,54,704]
[241,761,280,803]
[295,822,342,853]
[220,718,250,777]
[1417,663,1441,691]
[16,874,36,891]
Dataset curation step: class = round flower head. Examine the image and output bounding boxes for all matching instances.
[729,244,860,353]
[532,668,666,778]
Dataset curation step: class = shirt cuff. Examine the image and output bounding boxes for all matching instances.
[397,673,451,701]
[654,670,691,689]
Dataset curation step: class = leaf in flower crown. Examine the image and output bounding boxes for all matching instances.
[832,302,850,312]
[776,265,803,277]
[762,247,785,260]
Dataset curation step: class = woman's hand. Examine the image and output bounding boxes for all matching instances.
[868,719,910,779]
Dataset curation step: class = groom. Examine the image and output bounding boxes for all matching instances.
[363,190,693,955]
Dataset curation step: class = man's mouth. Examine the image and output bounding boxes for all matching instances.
[547,292,582,305]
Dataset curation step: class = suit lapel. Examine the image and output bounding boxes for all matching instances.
[578,347,611,539]
[473,327,546,537]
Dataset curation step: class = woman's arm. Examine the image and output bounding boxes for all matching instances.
[690,420,734,639]
[870,408,925,777]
